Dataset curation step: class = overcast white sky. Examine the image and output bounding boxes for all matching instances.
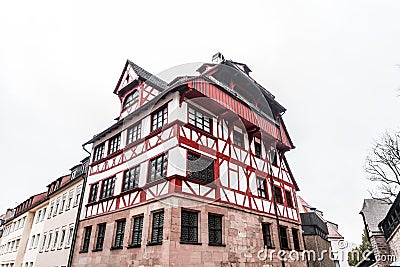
[1,0,400,244]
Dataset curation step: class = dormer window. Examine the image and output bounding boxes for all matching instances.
[123,90,139,109]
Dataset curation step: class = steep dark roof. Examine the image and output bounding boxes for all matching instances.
[127,60,168,90]
[360,199,391,234]
[114,60,168,94]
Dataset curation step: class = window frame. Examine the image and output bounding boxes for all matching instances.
[254,141,262,158]
[73,185,82,207]
[93,143,105,162]
[99,176,115,200]
[261,223,273,249]
[88,183,99,203]
[232,129,244,148]
[256,177,268,199]
[285,190,294,208]
[112,219,126,249]
[292,228,301,251]
[273,186,284,204]
[208,213,223,246]
[123,90,139,110]
[126,122,142,145]
[80,226,92,253]
[108,134,121,155]
[151,106,168,132]
[279,226,289,250]
[149,210,164,245]
[129,215,144,248]
[188,107,212,134]
[94,223,106,251]
[187,151,215,184]
[148,153,168,183]
[180,210,199,244]
[122,165,140,193]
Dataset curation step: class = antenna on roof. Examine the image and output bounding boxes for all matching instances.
[212,52,225,63]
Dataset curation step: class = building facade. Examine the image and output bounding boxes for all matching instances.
[0,158,88,267]
[297,195,348,267]
[0,192,47,267]
[71,56,307,266]
[34,158,88,267]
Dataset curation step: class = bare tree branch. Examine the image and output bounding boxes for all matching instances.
[366,131,400,202]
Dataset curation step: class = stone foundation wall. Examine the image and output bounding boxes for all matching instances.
[71,195,308,267]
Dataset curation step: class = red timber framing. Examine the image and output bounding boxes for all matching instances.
[84,60,299,223]
[188,78,293,150]
[86,120,299,222]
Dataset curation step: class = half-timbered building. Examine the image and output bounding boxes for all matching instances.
[71,54,307,267]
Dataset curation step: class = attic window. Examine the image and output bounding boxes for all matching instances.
[123,90,139,109]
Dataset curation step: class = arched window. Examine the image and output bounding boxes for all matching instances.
[123,90,139,109]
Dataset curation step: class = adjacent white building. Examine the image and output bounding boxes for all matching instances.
[0,157,88,267]
[35,160,87,267]
[0,192,47,267]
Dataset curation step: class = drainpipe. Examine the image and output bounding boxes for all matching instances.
[268,150,285,267]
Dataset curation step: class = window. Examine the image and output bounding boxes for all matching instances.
[48,201,54,219]
[188,107,211,133]
[187,152,214,184]
[59,228,66,249]
[292,228,301,250]
[279,226,289,250]
[60,194,66,214]
[150,211,164,244]
[93,144,105,162]
[208,214,223,246]
[131,216,144,247]
[127,123,141,145]
[34,234,40,249]
[41,208,46,221]
[66,190,74,210]
[88,183,99,203]
[113,220,126,248]
[285,190,293,208]
[100,177,115,199]
[40,233,47,252]
[273,186,283,204]
[65,225,74,248]
[268,149,278,165]
[256,177,268,199]
[81,226,92,253]
[261,223,273,248]
[148,154,168,183]
[151,107,167,131]
[123,166,140,192]
[108,134,121,155]
[254,141,261,158]
[180,210,198,243]
[95,223,106,250]
[123,90,139,109]
[53,198,60,216]
[36,211,41,223]
[30,235,35,249]
[46,232,52,251]
[52,230,59,250]
[74,185,82,207]
[233,130,244,147]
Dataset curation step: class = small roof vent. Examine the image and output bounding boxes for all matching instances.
[212,52,225,63]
